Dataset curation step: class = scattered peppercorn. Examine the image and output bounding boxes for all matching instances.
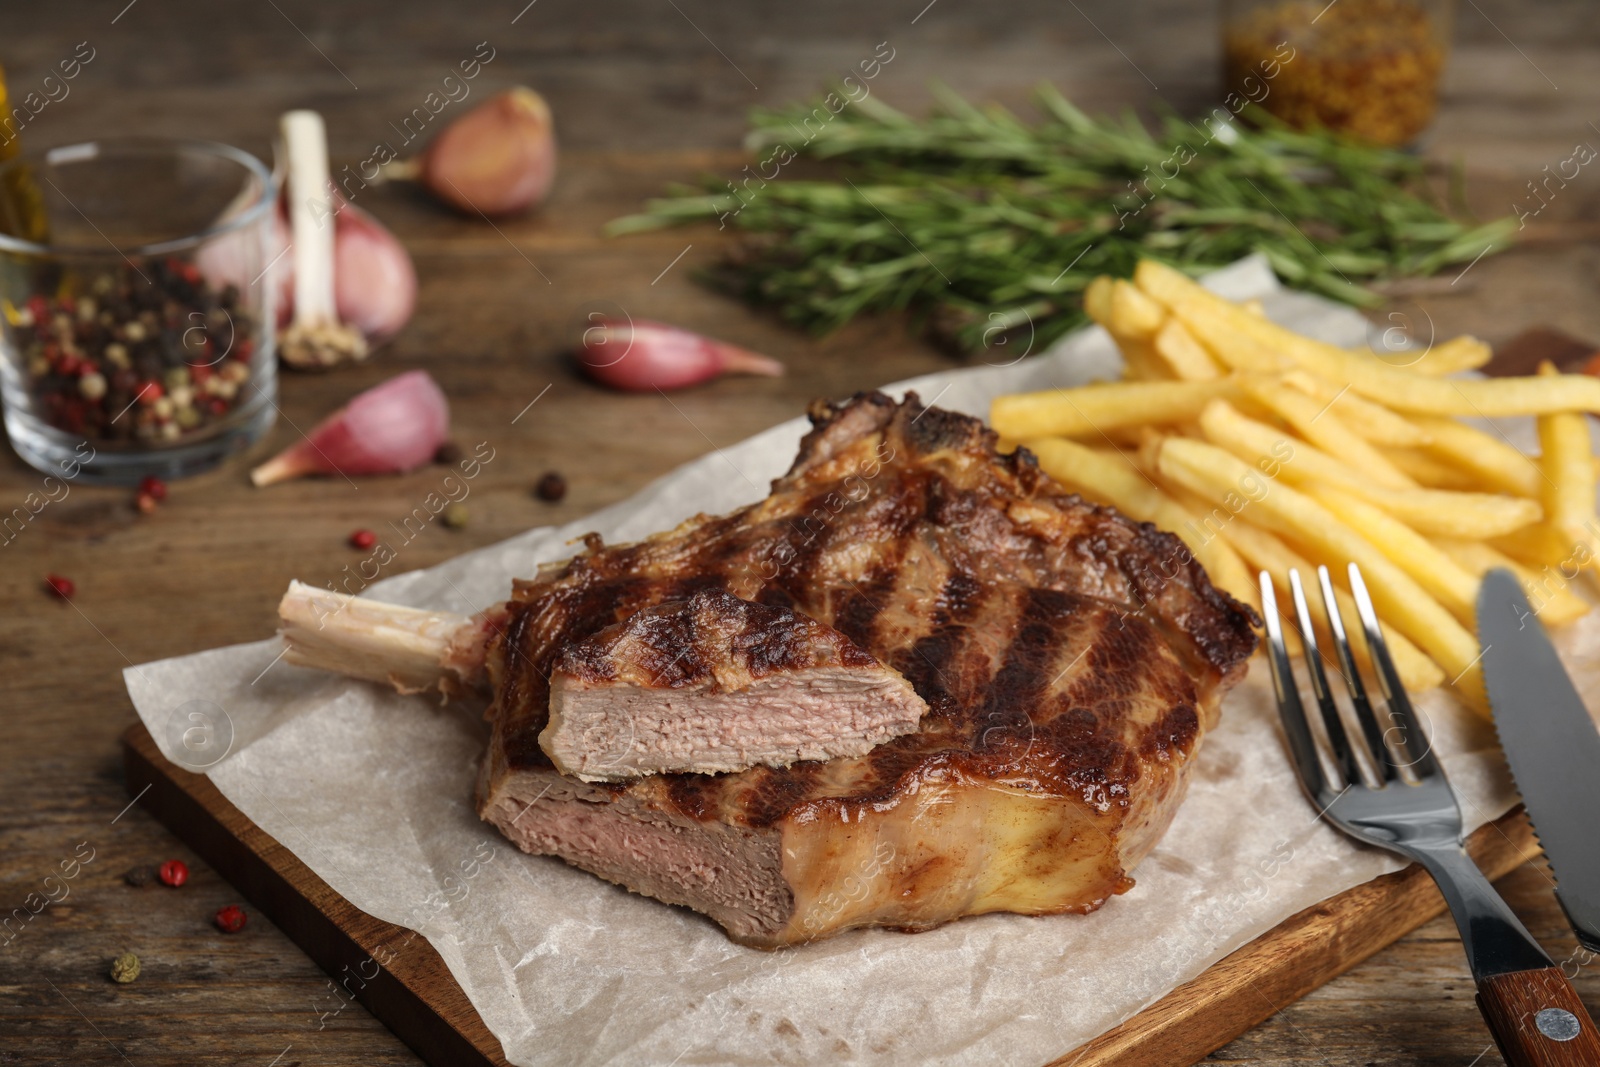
[138,475,169,502]
[535,471,567,502]
[45,574,75,599]
[442,503,469,529]
[158,859,189,887]
[109,951,141,984]
[349,528,377,550]
[433,440,463,465]
[214,905,247,933]
[122,865,158,887]
[135,491,160,514]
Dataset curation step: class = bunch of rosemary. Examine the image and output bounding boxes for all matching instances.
[608,84,1514,356]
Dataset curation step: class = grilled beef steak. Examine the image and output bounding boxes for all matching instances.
[545,588,928,781]
[470,392,1257,946]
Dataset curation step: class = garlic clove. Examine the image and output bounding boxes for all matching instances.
[577,319,784,392]
[250,369,449,486]
[401,87,557,217]
[201,114,416,361]
[265,192,415,347]
[333,201,417,343]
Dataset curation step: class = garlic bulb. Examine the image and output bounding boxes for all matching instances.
[275,110,417,369]
[385,87,557,217]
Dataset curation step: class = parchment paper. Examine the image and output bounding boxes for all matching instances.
[125,256,1593,1066]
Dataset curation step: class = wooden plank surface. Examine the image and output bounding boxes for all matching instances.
[1058,814,1538,1067]
[120,724,507,1067]
[5,2,1600,1064]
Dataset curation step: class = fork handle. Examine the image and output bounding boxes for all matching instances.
[1477,966,1600,1066]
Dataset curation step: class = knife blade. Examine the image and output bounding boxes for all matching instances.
[1478,568,1600,953]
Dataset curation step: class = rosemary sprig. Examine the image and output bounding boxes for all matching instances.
[609,84,1515,356]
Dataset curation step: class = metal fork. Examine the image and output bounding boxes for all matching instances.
[1262,563,1575,1064]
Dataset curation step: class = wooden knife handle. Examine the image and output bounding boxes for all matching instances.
[1477,966,1600,1066]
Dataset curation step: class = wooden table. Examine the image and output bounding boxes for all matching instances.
[3,2,1599,1064]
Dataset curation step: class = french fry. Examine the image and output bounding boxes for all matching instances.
[1136,259,1600,417]
[1361,361,1600,417]
[1354,338,1490,376]
[1155,436,1485,708]
[1536,361,1600,554]
[1116,337,1174,381]
[1433,537,1591,627]
[1127,427,1160,478]
[1083,275,1115,326]
[991,379,1236,440]
[1236,376,1416,490]
[1408,415,1545,498]
[1109,279,1165,341]
[1152,318,1223,381]
[1131,258,1213,311]
[1279,370,1431,446]
[1133,261,1287,372]
[1489,523,1593,569]
[1409,335,1492,376]
[1304,484,1481,626]
[1173,302,1289,373]
[1024,436,1257,608]
[1088,275,1171,380]
[1220,519,1445,691]
[1198,400,1542,538]
[1334,481,1539,540]
[1386,447,1483,491]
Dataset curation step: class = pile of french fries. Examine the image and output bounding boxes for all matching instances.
[990,259,1600,712]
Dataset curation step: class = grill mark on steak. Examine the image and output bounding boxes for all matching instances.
[476,391,1259,944]
[557,588,887,688]
[542,587,927,781]
[896,568,994,722]
[829,564,896,651]
[974,587,1073,753]
[814,476,926,654]
[1142,701,1201,763]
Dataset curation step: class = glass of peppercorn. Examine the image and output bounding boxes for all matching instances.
[0,138,278,483]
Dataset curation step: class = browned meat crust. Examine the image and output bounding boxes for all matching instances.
[555,587,884,687]
[543,589,929,780]
[478,391,1258,945]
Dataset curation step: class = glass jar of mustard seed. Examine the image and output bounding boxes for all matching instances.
[0,138,278,484]
[1222,0,1454,147]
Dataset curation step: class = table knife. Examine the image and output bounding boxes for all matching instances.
[1476,568,1600,1062]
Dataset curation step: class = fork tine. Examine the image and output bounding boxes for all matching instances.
[1259,571,1330,801]
[1347,563,1443,779]
[1316,565,1397,784]
[1287,569,1356,787]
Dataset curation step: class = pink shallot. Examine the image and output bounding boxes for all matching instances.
[577,319,783,392]
[250,370,450,486]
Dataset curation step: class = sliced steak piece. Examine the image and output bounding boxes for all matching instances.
[544,589,928,781]
[476,391,1259,947]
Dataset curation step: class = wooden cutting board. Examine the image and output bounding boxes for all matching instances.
[122,722,1537,1067]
